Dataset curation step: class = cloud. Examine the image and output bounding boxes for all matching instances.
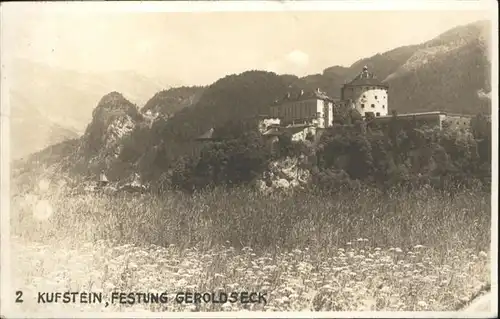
[285,50,310,68]
[265,49,311,75]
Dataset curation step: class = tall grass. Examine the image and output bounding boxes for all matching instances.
[11,185,491,255]
[9,185,491,312]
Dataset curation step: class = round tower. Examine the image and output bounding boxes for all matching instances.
[341,66,389,117]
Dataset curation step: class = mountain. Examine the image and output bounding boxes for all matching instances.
[11,20,492,189]
[142,86,205,117]
[7,59,169,159]
[125,71,301,180]
[293,20,491,115]
[384,20,491,114]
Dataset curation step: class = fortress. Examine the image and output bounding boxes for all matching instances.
[197,66,473,143]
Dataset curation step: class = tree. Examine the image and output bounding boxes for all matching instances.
[172,131,272,191]
[470,113,491,164]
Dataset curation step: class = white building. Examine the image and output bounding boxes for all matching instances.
[269,89,334,129]
[341,66,389,118]
[196,66,467,146]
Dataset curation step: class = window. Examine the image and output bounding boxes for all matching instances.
[371,104,375,108]
[363,95,366,98]
[361,104,365,109]
[375,96,378,100]
[382,105,385,109]
[376,112,380,117]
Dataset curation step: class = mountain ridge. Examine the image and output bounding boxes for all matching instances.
[10,20,492,186]
[7,58,170,159]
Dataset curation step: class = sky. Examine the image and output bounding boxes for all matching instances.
[1,2,494,87]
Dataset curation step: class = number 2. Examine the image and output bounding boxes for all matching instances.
[15,291,23,303]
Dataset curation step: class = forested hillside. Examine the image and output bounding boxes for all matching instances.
[11,20,492,192]
[141,86,205,116]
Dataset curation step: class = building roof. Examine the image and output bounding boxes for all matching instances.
[373,111,447,120]
[312,90,333,101]
[344,66,388,88]
[262,124,313,136]
[195,127,216,140]
[446,113,475,118]
[273,88,334,106]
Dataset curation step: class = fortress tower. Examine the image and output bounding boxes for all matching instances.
[341,66,389,118]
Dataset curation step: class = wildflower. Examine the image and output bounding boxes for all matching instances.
[417,301,428,308]
[413,244,426,249]
[380,286,391,293]
[320,284,333,291]
[479,251,488,258]
[460,296,470,303]
[186,304,197,311]
[128,262,138,269]
[282,286,295,295]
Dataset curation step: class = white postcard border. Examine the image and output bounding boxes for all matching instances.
[0,1,498,318]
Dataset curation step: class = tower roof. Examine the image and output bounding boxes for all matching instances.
[344,66,388,88]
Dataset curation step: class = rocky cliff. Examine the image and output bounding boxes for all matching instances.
[255,156,312,193]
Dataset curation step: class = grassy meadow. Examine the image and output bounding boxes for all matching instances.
[9,184,492,312]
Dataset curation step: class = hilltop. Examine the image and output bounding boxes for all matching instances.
[142,86,205,117]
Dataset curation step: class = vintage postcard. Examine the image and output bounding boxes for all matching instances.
[0,0,498,318]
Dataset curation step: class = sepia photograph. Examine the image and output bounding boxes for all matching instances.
[0,1,497,318]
